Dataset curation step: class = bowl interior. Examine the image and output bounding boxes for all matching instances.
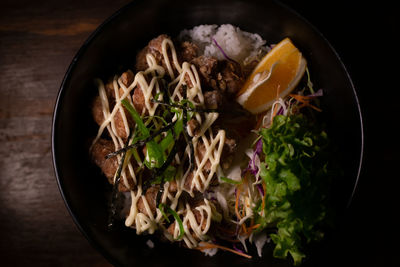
[52,0,363,266]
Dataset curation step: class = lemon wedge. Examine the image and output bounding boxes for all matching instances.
[236,38,306,114]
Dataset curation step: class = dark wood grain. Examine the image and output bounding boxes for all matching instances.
[0,1,129,266]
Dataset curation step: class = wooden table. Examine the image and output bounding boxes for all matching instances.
[0,1,130,266]
[0,1,396,266]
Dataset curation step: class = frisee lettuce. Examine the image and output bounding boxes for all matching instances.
[256,114,330,266]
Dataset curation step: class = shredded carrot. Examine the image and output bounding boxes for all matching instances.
[308,104,322,112]
[243,216,260,237]
[241,175,250,232]
[289,94,305,101]
[242,204,247,219]
[248,223,261,230]
[242,173,248,190]
[196,242,252,259]
[289,93,322,112]
[241,176,248,217]
[272,105,279,119]
[261,181,267,213]
[272,108,278,119]
[241,223,247,234]
[243,223,261,237]
[275,84,281,103]
[289,93,319,101]
[295,102,321,113]
[235,187,242,220]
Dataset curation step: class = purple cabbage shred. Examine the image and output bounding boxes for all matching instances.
[276,106,284,116]
[212,37,239,65]
[233,243,245,254]
[307,88,323,98]
[256,183,264,197]
[243,138,263,178]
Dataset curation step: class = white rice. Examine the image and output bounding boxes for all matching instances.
[179,24,269,65]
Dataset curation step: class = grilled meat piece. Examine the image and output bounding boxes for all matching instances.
[132,84,147,115]
[217,60,244,96]
[190,55,219,90]
[203,90,224,109]
[137,185,159,216]
[167,201,208,237]
[90,138,135,192]
[178,41,198,63]
[91,138,118,183]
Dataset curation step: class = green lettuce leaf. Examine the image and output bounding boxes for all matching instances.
[256,114,330,266]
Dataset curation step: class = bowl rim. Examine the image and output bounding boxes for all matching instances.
[51,0,364,265]
[51,2,135,266]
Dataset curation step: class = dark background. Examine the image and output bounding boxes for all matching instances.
[0,0,396,266]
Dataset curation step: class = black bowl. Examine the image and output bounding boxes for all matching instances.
[52,0,363,266]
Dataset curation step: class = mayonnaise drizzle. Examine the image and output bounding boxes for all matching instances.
[92,37,225,246]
